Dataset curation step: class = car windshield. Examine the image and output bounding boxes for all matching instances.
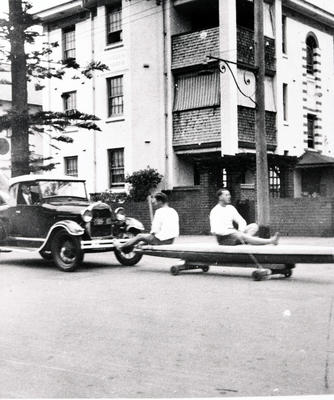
[39,180,88,200]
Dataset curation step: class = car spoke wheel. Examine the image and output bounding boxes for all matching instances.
[114,231,143,266]
[51,230,83,272]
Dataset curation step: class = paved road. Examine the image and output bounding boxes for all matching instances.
[0,236,334,398]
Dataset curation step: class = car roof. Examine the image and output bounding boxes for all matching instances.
[9,174,86,187]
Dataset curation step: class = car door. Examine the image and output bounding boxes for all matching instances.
[8,182,56,246]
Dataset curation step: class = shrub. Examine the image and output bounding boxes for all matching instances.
[126,167,163,202]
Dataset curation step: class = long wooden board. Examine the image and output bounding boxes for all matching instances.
[138,243,334,265]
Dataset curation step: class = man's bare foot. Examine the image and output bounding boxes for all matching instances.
[271,232,280,245]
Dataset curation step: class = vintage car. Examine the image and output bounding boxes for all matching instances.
[0,175,144,271]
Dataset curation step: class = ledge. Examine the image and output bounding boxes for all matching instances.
[173,186,201,192]
[104,42,124,51]
[105,116,125,123]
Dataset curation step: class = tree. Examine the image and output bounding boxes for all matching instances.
[0,0,109,176]
[126,167,163,222]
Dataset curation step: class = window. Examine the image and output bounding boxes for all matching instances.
[307,114,316,149]
[282,15,287,54]
[174,71,220,111]
[63,26,76,60]
[283,83,288,122]
[62,91,77,113]
[222,168,228,188]
[107,76,124,117]
[269,167,281,198]
[306,34,318,75]
[106,2,122,45]
[64,156,78,177]
[108,148,124,187]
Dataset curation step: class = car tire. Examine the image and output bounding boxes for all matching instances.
[114,231,143,266]
[51,230,83,272]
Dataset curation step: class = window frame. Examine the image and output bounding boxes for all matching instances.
[106,2,122,45]
[64,156,78,177]
[62,91,77,113]
[283,83,288,122]
[107,75,124,117]
[62,26,76,61]
[282,15,287,54]
[269,167,281,198]
[307,114,316,149]
[306,35,318,75]
[108,148,125,187]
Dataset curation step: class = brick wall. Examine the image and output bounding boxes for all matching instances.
[238,106,277,147]
[172,27,219,70]
[173,107,221,147]
[118,195,334,237]
[237,26,276,72]
[270,198,334,236]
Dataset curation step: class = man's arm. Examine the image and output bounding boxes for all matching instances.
[232,206,247,232]
[209,208,219,234]
[150,210,161,235]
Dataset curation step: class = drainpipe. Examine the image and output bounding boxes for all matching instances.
[90,8,97,193]
[162,0,169,190]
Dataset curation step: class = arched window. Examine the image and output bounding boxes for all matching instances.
[306,34,318,75]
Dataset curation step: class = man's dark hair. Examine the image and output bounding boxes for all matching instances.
[216,188,230,198]
[154,192,168,204]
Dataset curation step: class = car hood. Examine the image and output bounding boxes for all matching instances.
[41,202,90,215]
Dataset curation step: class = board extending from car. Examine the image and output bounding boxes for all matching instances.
[137,243,334,280]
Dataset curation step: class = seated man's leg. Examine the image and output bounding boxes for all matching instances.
[243,223,259,237]
[235,230,279,245]
[118,233,155,252]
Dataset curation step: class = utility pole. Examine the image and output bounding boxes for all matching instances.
[8,0,30,177]
[254,0,270,237]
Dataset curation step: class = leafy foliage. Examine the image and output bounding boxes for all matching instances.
[126,167,163,202]
[0,0,109,174]
[90,190,129,205]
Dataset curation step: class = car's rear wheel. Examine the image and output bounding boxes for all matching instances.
[114,231,143,266]
[51,230,83,272]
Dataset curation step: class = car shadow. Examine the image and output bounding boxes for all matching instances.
[0,257,134,272]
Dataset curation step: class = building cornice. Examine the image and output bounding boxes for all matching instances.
[34,0,83,23]
[283,0,334,28]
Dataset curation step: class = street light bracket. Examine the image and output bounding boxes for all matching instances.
[207,55,257,106]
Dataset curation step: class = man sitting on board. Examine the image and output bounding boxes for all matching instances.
[114,192,179,253]
[210,189,279,246]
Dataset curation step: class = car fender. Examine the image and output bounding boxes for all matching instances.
[40,220,85,251]
[125,217,145,232]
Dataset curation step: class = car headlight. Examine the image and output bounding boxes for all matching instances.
[81,209,93,223]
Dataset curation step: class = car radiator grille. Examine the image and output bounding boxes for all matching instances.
[90,208,112,237]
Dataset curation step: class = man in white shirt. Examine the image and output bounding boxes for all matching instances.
[210,189,279,246]
[115,192,179,253]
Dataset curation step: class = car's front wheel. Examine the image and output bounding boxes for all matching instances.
[114,231,143,266]
[51,230,83,272]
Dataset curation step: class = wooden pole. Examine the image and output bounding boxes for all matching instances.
[8,0,30,177]
[254,0,270,237]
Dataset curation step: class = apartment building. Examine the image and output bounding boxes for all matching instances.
[0,63,43,178]
[37,0,334,226]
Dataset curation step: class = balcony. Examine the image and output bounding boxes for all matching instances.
[237,26,276,73]
[238,106,277,150]
[173,107,221,149]
[172,27,219,71]
[171,26,276,73]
